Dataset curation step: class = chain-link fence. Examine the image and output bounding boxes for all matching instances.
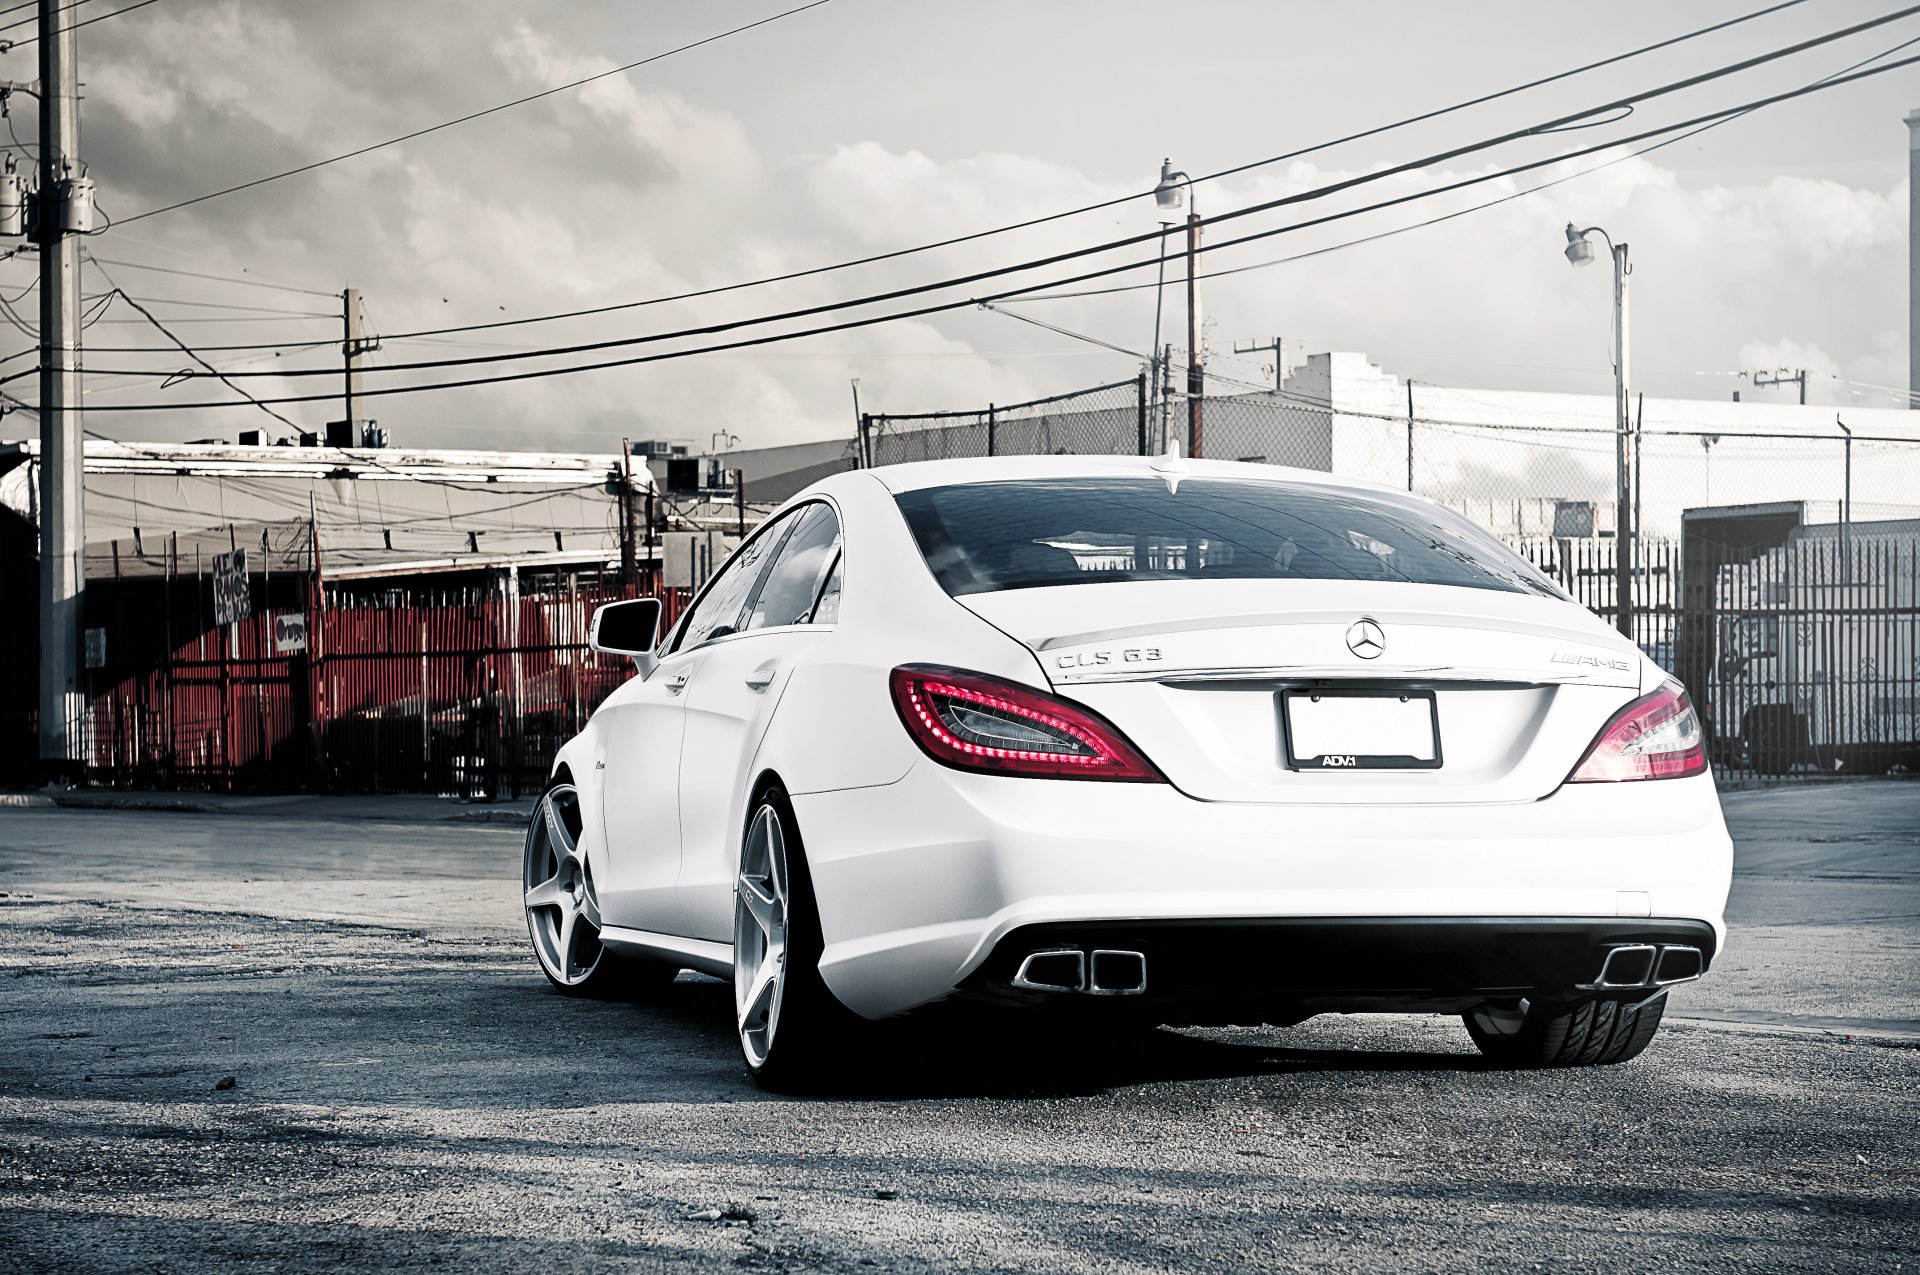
[863,376,1149,466]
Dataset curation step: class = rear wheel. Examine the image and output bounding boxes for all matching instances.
[523,780,677,998]
[734,785,854,1090]
[1463,993,1667,1067]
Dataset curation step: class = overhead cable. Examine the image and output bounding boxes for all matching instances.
[82,0,1827,354]
[106,39,1920,393]
[66,55,1920,413]
[1010,30,1920,303]
[116,0,836,225]
[89,259,300,430]
[3,0,165,47]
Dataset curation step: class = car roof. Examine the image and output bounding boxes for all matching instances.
[860,453,1404,496]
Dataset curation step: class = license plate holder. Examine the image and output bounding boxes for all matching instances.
[1280,689,1442,771]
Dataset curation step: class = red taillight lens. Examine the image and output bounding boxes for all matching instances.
[889,665,1164,782]
[1568,680,1708,783]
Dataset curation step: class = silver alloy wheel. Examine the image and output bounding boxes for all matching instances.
[733,803,790,1069]
[523,783,605,986]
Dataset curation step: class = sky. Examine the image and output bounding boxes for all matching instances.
[3,0,1915,453]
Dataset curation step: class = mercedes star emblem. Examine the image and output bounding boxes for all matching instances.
[1346,618,1386,660]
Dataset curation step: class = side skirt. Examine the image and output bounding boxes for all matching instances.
[598,926,734,980]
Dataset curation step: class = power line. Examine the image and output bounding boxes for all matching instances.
[84,255,338,299]
[63,65,1920,418]
[71,51,1920,415]
[1012,31,1920,303]
[3,0,165,47]
[100,293,337,317]
[88,257,301,430]
[0,0,94,34]
[102,42,1920,395]
[85,315,333,325]
[82,0,1826,355]
[117,0,836,225]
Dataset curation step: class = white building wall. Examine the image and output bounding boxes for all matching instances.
[1295,354,1920,537]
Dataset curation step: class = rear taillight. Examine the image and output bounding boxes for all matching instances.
[1568,680,1707,783]
[889,665,1164,782]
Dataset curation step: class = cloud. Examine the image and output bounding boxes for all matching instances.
[22,0,1909,452]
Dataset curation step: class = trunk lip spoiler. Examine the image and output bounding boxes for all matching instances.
[1047,665,1636,689]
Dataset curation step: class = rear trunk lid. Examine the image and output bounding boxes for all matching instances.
[962,579,1646,804]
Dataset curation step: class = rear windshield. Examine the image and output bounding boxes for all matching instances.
[893,477,1562,598]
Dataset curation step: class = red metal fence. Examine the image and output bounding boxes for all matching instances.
[67,567,690,797]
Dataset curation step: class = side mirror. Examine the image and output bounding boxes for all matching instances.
[590,598,663,675]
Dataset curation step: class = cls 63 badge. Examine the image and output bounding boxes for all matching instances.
[1056,647,1163,669]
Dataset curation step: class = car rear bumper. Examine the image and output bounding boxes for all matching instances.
[960,917,1717,1020]
[795,764,1734,1019]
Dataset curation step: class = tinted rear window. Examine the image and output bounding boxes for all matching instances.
[893,477,1561,598]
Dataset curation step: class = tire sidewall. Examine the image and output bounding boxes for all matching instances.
[739,783,845,1087]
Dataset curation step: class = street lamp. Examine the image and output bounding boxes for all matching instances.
[1564,221,1633,638]
[1154,159,1204,458]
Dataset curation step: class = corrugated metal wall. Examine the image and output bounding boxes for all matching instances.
[64,565,690,797]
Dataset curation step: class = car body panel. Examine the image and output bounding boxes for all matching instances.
[676,625,826,940]
[797,762,1733,1018]
[593,645,701,936]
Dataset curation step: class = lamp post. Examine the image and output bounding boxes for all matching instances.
[1155,160,1203,458]
[1148,211,1174,453]
[1564,222,1634,639]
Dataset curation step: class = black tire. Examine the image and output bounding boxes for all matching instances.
[736,783,860,1092]
[556,950,682,1001]
[1463,993,1667,1068]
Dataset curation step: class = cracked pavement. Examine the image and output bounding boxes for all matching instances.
[1,781,1916,1272]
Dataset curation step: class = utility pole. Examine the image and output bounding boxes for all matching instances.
[1151,221,1172,434]
[340,287,379,444]
[1161,343,1174,454]
[1185,210,1204,459]
[1836,415,1853,575]
[1612,238,1633,641]
[36,0,87,777]
[619,438,638,588]
[849,378,866,468]
[1233,337,1286,392]
[1750,367,1807,405]
[1405,379,1416,493]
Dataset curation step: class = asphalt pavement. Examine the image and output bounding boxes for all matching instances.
[1,781,1915,1272]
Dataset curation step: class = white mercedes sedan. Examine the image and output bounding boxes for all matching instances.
[523,454,1733,1088]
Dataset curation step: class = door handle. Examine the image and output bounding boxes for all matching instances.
[744,661,778,691]
[665,671,690,694]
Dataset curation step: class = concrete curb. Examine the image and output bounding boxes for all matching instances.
[3,789,535,824]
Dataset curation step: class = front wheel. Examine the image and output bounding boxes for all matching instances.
[524,780,677,998]
[733,785,853,1090]
[1463,993,1667,1067]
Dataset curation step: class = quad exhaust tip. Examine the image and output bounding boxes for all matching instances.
[1580,943,1704,991]
[1011,948,1148,995]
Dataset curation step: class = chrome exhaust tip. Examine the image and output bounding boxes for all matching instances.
[1583,943,1658,989]
[1579,942,1705,991]
[1653,944,1703,985]
[1088,949,1147,996]
[1012,949,1086,992]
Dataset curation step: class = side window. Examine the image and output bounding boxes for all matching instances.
[743,504,842,632]
[810,551,843,625]
[671,519,793,654]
